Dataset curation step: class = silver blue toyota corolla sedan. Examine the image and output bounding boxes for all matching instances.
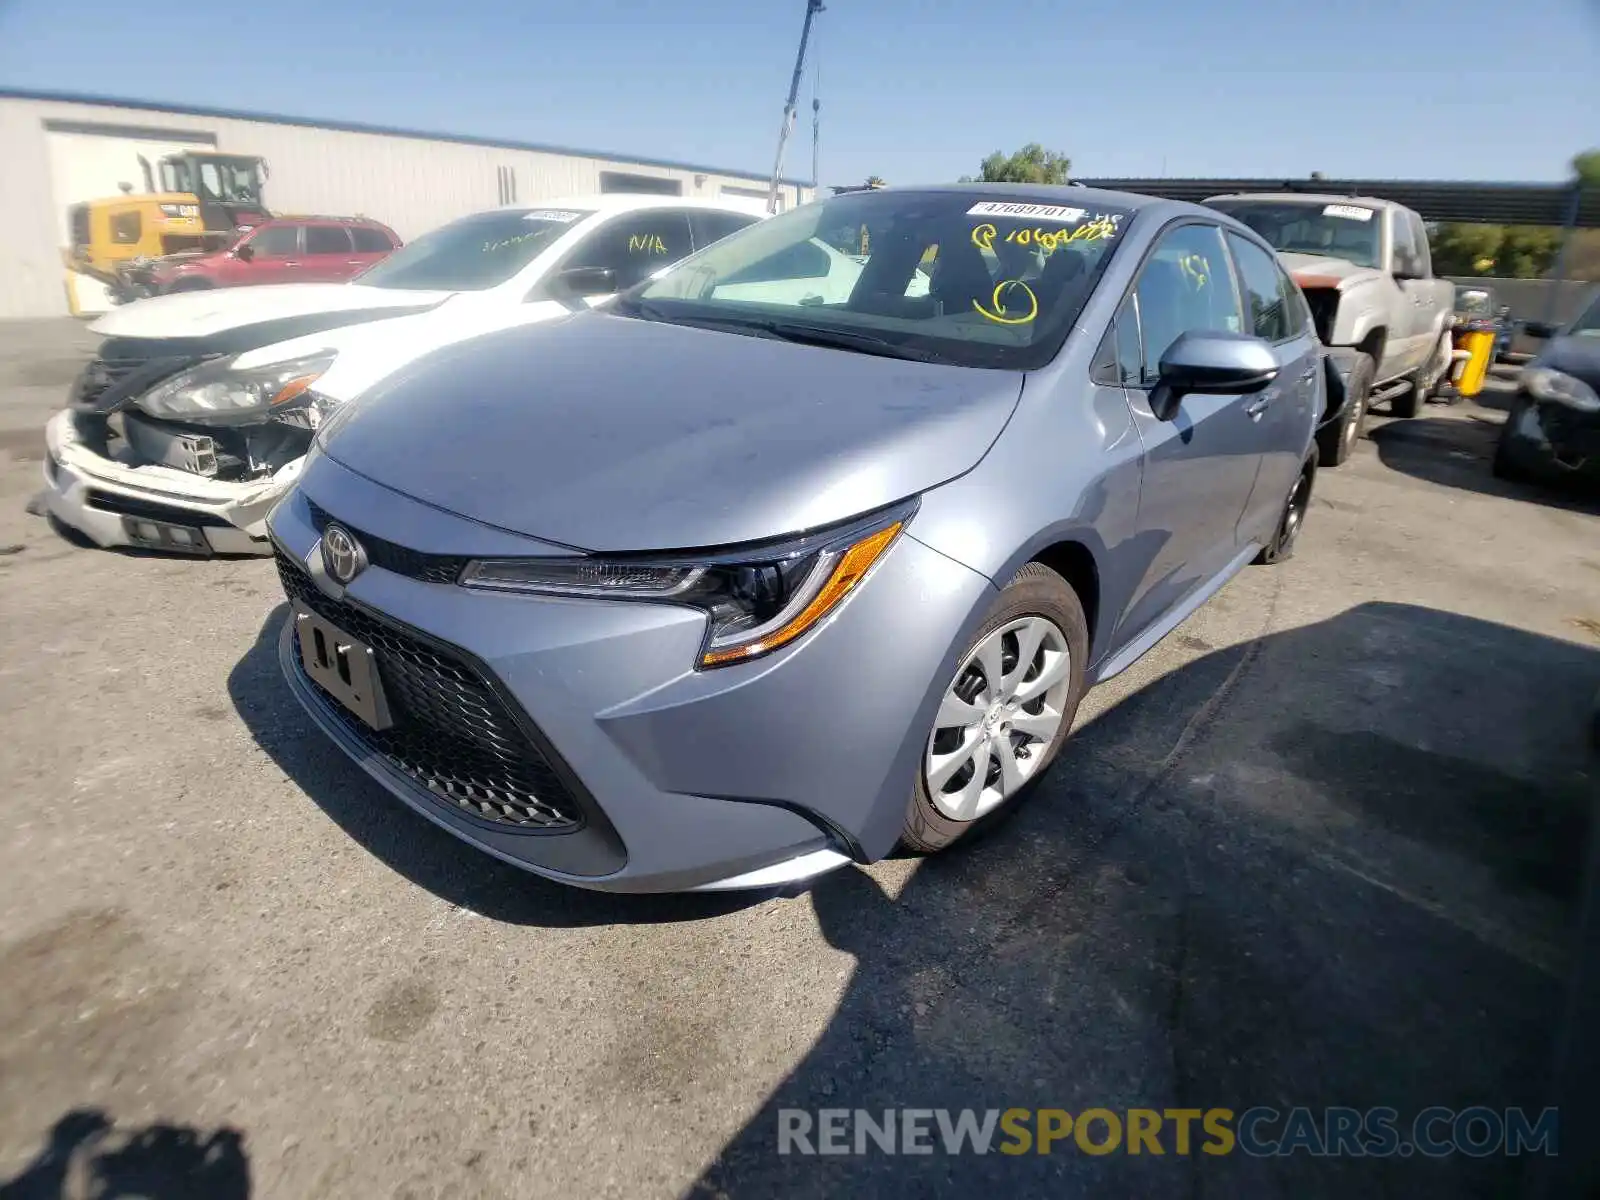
[268,185,1324,893]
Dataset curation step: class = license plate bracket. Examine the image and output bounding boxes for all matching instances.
[294,604,393,730]
[120,515,212,555]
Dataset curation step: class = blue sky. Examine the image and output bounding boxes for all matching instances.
[0,0,1594,189]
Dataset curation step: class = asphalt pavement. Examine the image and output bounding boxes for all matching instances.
[0,319,1596,1198]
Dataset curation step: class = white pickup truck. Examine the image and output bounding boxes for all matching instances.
[1206,193,1455,464]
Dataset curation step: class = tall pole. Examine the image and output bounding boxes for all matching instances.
[768,0,825,214]
[811,94,820,195]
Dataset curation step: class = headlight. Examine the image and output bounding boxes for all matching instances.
[460,503,914,668]
[135,352,336,426]
[1523,366,1600,413]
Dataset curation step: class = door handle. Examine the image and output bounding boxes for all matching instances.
[1245,396,1270,420]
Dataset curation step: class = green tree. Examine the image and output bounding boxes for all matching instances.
[1430,223,1504,275]
[1573,150,1600,191]
[961,143,1071,185]
[1498,226,1562,278]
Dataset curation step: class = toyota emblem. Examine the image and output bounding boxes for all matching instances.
[321,524,367,585]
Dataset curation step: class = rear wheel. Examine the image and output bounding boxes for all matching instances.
[902,563,1088,853]
[1316,351,1373,466]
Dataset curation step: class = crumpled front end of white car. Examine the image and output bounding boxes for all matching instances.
[40,350,338,556]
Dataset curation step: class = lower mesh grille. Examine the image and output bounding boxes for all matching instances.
[276,549,582,830]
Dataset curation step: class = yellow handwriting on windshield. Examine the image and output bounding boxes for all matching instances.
[629,233,669,255]
[972,280,1039,325]
[970,217,1120,256]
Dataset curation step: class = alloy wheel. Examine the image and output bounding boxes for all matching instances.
[924,615,1072,822]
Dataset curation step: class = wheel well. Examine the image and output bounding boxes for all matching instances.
[1030,542,1099,646]
[165,277,214,293]
[1356,326,1385,365]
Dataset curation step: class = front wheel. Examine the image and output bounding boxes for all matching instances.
[902,562,1088,853]
[1316,351,1373,467]
[1254,450,1318,565]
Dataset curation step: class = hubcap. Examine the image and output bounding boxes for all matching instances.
[924,616,1072,822]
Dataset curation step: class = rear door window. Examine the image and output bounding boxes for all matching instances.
[351,226,394,253]
[305,225,353,255]
[1225,232,1293,342]
[690,211,758,250]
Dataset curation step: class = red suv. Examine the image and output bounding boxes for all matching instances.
[124,216,402,298]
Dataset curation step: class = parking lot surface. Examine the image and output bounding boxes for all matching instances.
[0,318,1596,1198]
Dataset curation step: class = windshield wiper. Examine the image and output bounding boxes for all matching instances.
[745,321,944,363]
[611,302,946,363]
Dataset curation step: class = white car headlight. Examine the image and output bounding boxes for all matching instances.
[1523,366,1600,414]
[135,352,336,426]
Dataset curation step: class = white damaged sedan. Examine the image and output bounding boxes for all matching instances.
[41,195,761,555]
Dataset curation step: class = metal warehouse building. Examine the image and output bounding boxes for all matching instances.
[0,88,813,319]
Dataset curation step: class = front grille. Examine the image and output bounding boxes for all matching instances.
[305,499,469,586]
[84,489,232,529]
[276,549,582,831]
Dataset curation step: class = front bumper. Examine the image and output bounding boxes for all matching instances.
[1500,394,1600,482]
[41,409,295,555]
[269,453,996,893]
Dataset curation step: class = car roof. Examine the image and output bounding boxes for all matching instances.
[1204,192,1393,208]
[835,182,1236,227]
[263,214,393,227]
[494,193,768,216]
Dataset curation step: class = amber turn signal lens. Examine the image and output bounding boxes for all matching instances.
[270,374,322,407]
[699,521,903,667]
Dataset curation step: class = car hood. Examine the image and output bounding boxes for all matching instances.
[89,283,454,339]
[1279,252,1380,289]
[321,312,1026,552]
[1534,334,1600,385]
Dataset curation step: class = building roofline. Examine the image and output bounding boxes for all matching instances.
[0,87,814,190]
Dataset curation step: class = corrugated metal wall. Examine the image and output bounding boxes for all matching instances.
[0,94,812,320]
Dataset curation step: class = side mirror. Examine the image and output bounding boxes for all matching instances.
[1150,331,1279,421]
[1522,320,1558,340]
[552,265,618,298]
[234,243,255,262]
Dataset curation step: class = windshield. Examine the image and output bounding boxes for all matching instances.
[1209,200,1381,269]
[356,208,592,291]
[623,190,1132,369]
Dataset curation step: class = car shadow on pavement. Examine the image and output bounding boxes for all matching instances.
[227,605,766,927]
[0,1108,249,1199]
[1368,413,1600,514]
[685,602,1597,1199]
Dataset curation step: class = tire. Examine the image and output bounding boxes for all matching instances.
[1492,398,1536,483]
[1393,333,1447,418]
[1315,351,1373,466]
[164,278,214,294]
[902,562,1088,853]
[1253,449,1318,565]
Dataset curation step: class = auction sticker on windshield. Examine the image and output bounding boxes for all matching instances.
[967,202,1087,224]
[1322,204,1373,221]
[525,210,584,223]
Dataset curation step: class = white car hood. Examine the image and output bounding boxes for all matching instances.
[89,283,455,339]
[234,298,581,401]
[1278,252,1379,288]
